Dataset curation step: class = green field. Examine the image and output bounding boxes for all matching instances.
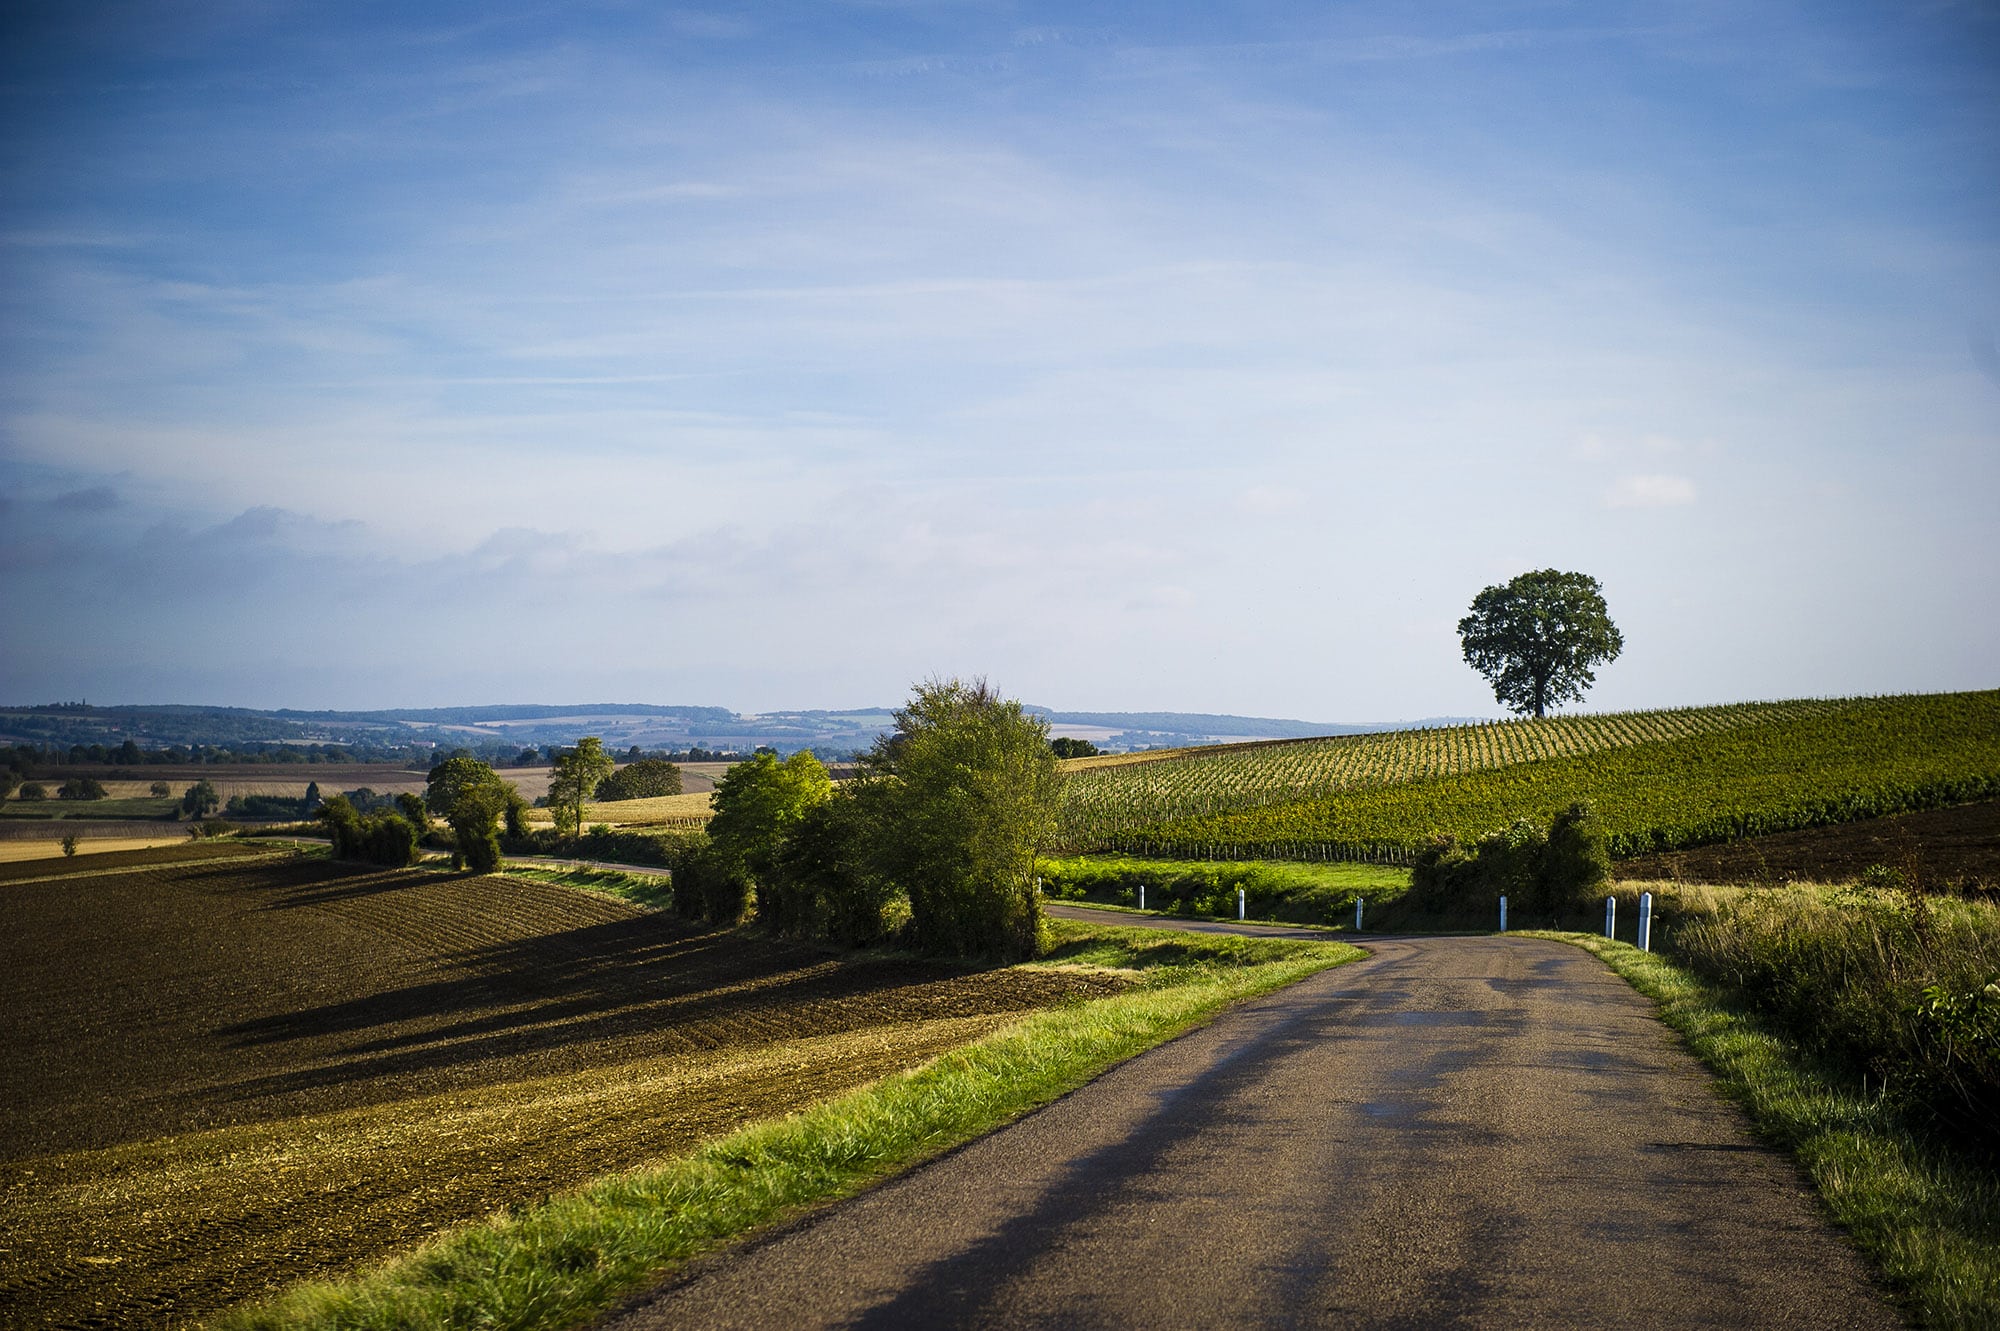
[1059,690,2000,861]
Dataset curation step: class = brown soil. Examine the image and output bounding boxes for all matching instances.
[1619,798,2000,890]
[0,852,1119,1329]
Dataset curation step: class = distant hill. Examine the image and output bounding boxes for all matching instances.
[0,701,1483,758]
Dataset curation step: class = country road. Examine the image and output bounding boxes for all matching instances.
[602,917,1901,1329]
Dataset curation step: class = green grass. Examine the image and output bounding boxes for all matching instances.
[218,919,1361,1331]
[0,796,179,819]
[1038,852,1408,926]
[496,862,676,911]
[1537,931,2000,1330]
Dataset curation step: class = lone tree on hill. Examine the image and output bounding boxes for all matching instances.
[1457,569,1623,718]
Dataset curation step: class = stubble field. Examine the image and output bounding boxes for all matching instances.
[0,848,1119,1329]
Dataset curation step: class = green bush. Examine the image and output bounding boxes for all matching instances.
[56,777,107,800]
[319,796,418,867]
[770,791,904,946]
[1406,805,1609,923]
[1672,882,2000,1151]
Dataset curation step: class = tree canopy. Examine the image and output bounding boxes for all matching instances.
[1457,569,1624,718]
[425,756,523,871]
[547,737,615,838]
[861,678,1060,959]
[596,757,684,801]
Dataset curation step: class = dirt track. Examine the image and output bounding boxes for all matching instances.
[606,930,1902,1330]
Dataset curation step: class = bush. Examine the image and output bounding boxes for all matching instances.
[666,835,751,926]
[770,790,904,945]
[16,782,46,801]
[224,794,310,819]
[57,777,107,800]
[1405,805,1610,924]
[1672,881,2000,1152]
[320,796,418,867]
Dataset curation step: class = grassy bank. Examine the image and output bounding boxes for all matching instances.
[1541,930,2000,1329]
[221,919,1360,1331]
[1038,852,1407,925]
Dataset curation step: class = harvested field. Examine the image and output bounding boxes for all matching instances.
[0,851,1121,1329]
[0,835,214,863]
[1618,798,2000,889]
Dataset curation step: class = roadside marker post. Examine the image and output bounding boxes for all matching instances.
[1035,876,1042,896]
[1499,895,1508,932]
[1138,884,1146,912]
[1605,895,1617,940]
[1638,892,1653,952]
[1355,897,1365,932]
[1237,888,1245,920]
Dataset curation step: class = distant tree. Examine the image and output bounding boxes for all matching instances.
[862,679,1060,959]
[150,780,172,798]
[626,744,645,763]
[395,792,429,832]
[303,780,323,811]
[547,738,615,838]
[1457,569,1623,718]
[515,748,540,767]
[116,739,141,764]
[18,782,47,801]
[0,773,18,802]
[181,779,221,818]
[57,777,107,800]
[1051,737,1100,759]
[596,758,684,801]
[61,834,79,857]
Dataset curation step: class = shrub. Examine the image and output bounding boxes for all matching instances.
[16,782,46,801]
[770,789,903,946]
[57,777,108,800]
[1673,882,2000,1151]
[319,797,418,867]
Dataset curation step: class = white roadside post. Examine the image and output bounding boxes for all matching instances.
[1237,887,1246,920]
[1638,892,1654,952]
[1604,895,1617,940]
[1499,894,1508,933]
[1035,876,1042,897]
[1355,897,1365,932]
[1138,884,1146,912]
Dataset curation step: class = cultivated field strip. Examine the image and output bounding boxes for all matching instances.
[1057,700,1834,839]
[0,853,1120,1329]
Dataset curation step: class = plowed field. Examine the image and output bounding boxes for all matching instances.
[0,852,1120,1329]
[1618,797,2000,889]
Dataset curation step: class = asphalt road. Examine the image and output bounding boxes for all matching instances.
[601,926,1901,1330]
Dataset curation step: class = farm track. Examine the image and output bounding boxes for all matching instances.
[0,853,1119,1330]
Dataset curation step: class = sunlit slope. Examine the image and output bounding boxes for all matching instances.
[1059,691,2000,859]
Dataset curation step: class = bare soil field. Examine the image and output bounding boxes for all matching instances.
[1618,797,2000,889]
[0,850,1119,1329]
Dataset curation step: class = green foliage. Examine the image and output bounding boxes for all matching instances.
[769,788,904,945]
[595,758,684,801]
[181,779,220,818]
[1672,883,2000,1151]
[666,835,752,926]
[425,758,519,873]
[1406,804,1608,921]
[865,679,1060,959]
[1458,568,1623,718]
[1130,691,2000,860]
[150,781,172,798]
[317,796,419,867]
[16,781,46,801]
[225,794,311,819]
[56,777,108,800]
[1051,737,1100,758]
[61,834,78,857]
[1038,853,1403,925]
[709,750,831,886]
[547,738,615,838]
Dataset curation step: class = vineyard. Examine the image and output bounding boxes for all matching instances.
[1057,691,2000,861]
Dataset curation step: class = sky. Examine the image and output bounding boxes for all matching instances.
[2,1,1996,720]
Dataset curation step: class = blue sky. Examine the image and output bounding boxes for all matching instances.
[2,2,1996,718]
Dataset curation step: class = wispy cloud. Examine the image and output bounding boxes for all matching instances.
[1605,474,1697,508]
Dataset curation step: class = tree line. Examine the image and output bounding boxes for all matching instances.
[316,680,1062,960]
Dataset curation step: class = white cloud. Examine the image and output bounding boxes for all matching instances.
[1605,473,1698,508]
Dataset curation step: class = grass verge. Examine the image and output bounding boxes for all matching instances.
[219,919,1360,1331]
[1532,931,2000,1330]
